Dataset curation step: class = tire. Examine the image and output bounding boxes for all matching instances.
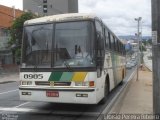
[120,69,125,85]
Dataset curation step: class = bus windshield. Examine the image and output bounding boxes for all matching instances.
[22,21,95,68]
[54,21,95,68]
[22,24,53,67]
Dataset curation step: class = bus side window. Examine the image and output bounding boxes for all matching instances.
[95,21,105,51]
[117,40,120,53]
[115,38,118,52]
[123,45,126,55]
[105,29,109,49]
[122,44,125,55]
[95,21,105,69]
[120,43,123,54]
[119,43,122,54]
[122,44,124,55]
[118,40,121,53]
[113,36,116,51]
[108,32,111,50]
[95,21,103,36]
[110,35,115,51]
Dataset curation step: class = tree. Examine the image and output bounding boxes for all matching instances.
[148,39,152,45]
[142,40,147,46]
[139,44,146,52]
[9,12,37,64]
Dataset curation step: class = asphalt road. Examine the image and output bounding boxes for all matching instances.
[0,68,135,120]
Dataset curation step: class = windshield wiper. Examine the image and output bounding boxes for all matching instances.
[64,60,73,72]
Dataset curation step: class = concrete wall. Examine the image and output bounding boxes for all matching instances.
[68,0,78,13]
[0,29,13,65]
[0,5,23,28]
[23,0,78,16]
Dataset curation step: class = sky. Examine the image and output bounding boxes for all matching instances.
[0,0,151,36]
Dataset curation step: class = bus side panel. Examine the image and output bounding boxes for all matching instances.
[103,52,115,91]
[115,54,123,84]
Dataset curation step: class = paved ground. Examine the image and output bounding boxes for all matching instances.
[0,67,152,116]
[119,69,153,114]
[143,52,152,71]
[0,72,19,83]
[0,67,136,120]
[0,65,19,83]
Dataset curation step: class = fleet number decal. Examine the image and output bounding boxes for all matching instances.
[24,74,43,79]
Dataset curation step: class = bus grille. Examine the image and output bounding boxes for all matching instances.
[35,81,71,86]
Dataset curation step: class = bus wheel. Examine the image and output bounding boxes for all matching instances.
[99,75,109,104]
[120,69,125,85]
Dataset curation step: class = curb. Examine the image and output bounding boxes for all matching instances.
[97,68,137,120]
[0,81,17,84]
[144,64,152,72]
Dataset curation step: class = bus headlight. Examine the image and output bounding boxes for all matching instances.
[21,81,32,85]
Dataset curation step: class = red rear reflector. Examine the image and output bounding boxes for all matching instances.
[89,81,94,87]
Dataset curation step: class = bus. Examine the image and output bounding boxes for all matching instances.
[19,13,126,104]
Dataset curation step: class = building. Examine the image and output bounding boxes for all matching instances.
[0,5,23,65]
[23,0,78,16]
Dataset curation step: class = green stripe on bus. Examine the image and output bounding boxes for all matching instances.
[49,72,63,81]
[60,72,74,82]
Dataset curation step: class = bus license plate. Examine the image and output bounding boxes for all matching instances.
[46,91,59,97]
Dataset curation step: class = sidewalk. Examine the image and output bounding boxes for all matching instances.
[144,52,152,71]
[0,65,20,83]
[0,72,19,83]
[119,69,153,114]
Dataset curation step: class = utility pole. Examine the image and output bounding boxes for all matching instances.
[152,0,160,115]
[12,6,16,20]
[135,17,142,81]
[140,22,143,64]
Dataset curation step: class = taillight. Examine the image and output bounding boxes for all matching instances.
[89,81,94,87]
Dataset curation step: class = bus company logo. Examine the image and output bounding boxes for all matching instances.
[50,81,55,86]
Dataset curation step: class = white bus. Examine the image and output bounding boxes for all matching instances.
[19,13,126,104]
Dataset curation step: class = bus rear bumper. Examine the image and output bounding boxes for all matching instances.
[19,87,98,104]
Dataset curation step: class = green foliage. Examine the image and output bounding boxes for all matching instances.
[142,39,152,46]
[9,12,37,63]
[139,44,146,51]
[15,48,21,59]
[142,40,147,46]
[148,39,152,45]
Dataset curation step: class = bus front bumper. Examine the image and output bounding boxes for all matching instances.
[19,86,98,104]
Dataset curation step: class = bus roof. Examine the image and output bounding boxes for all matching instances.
[24,13,99,26]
